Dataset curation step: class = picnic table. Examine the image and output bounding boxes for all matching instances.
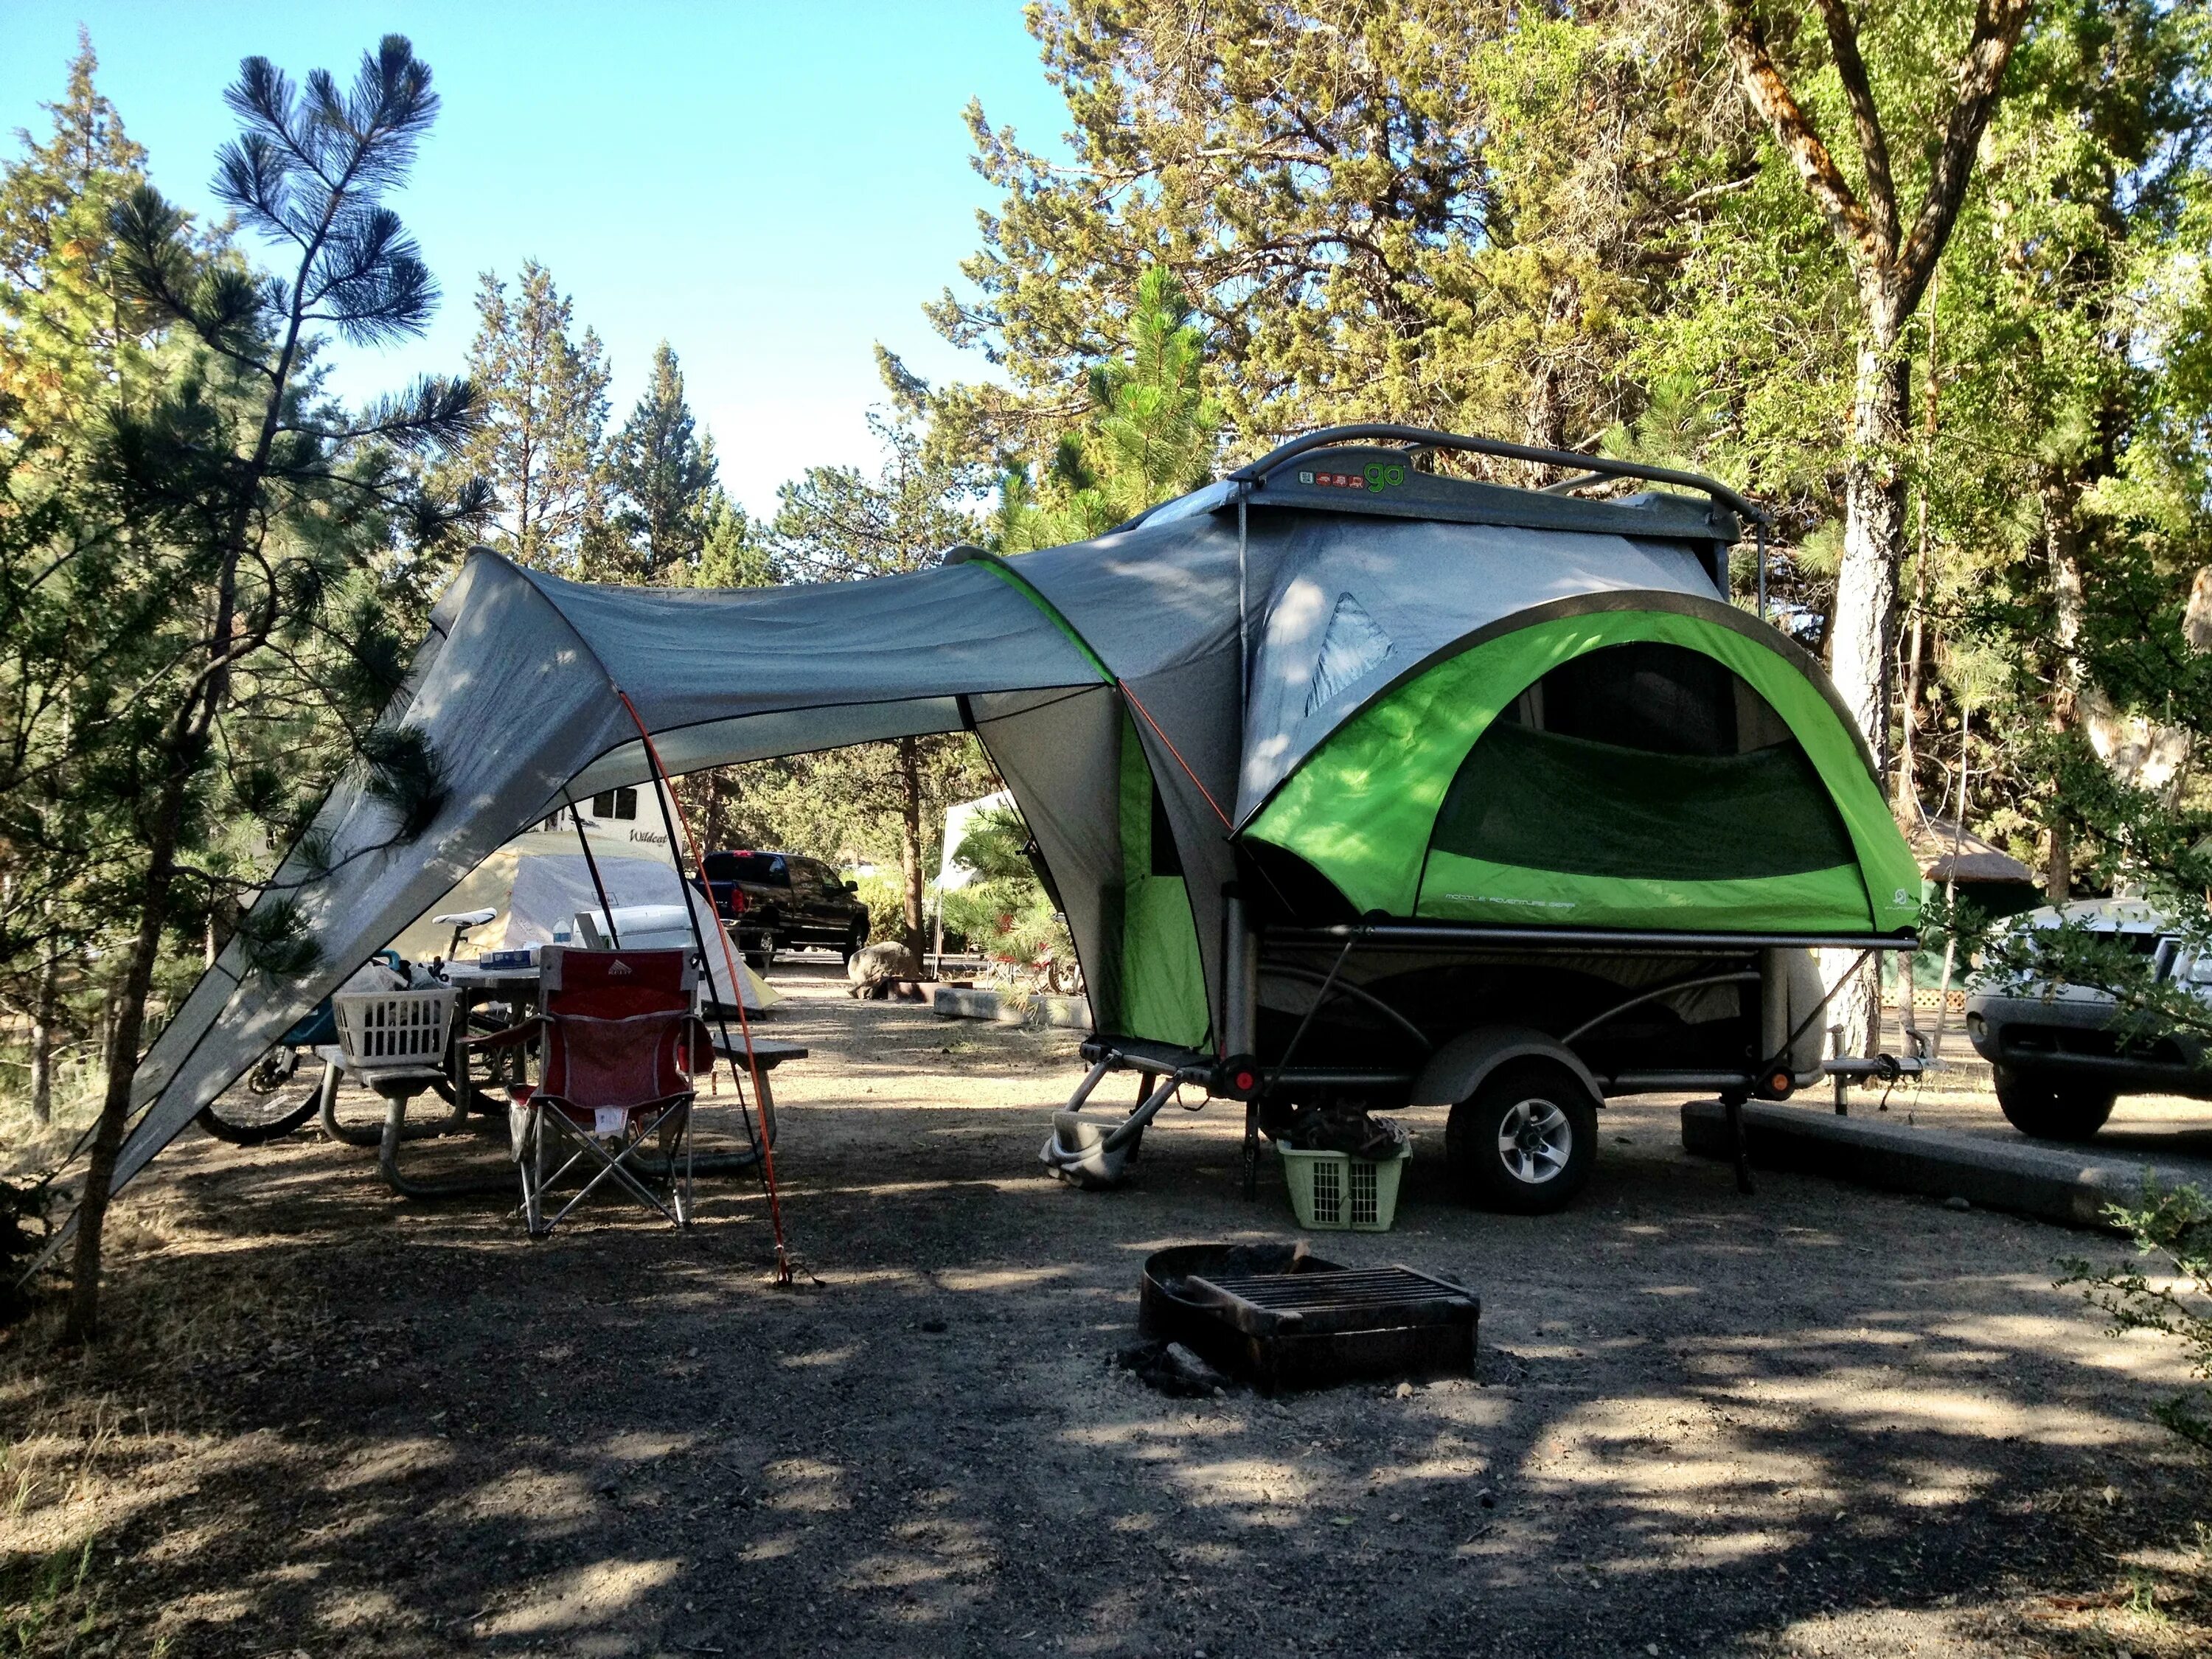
[362,962,807,1200]
[707,1033,808,1150]
[442,961,546,1112]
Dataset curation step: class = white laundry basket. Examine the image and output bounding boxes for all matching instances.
[332,987,456,1082]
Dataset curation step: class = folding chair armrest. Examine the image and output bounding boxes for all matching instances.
[466,1015,542,1051]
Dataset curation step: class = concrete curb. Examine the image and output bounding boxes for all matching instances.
[931,986,1092,1030]
[1679,1100,2178,1230]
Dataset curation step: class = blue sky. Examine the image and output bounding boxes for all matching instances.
[0,3,1068,513]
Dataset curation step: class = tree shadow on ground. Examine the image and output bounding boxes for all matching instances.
[3,1077,2208,1656]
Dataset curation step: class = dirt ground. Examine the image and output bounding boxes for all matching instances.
[2,958,2209,1657]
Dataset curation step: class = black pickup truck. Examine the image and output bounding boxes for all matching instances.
[702,850,871,967]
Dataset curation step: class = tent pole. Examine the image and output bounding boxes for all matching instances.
[618,692,795,1284]
[563,789,621,947]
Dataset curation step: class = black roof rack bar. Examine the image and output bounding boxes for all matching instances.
[1228,423,1770,526]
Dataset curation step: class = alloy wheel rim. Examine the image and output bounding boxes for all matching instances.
[1496,1097,1571,1183]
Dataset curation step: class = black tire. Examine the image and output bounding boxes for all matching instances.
[840,919,868,964]
[197,1055,321,1145]
[1444,1059,1599,1214]
[1993,1066,2115,1141]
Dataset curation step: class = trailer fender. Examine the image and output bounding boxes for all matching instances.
[1411,1026,1603,1110]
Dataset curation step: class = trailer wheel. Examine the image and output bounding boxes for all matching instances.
[1446,1060,1597,1214]
[1993,1066,2114,1142]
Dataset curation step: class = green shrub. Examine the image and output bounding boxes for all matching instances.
[942,805,1079,991]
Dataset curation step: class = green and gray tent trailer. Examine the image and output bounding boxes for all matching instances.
[84,423,1920,1240]
[990,424,1923,1212]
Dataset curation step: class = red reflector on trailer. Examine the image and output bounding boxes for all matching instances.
[1235,1071,1256,1092]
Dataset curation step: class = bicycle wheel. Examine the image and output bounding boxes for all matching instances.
[197,1054,325,1144]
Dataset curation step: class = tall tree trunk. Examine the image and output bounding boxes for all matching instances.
[2046,479,2084,905]
[896,735,926,961]
[1520,276,1580,481]
[1832,321,1909,783]
[64,775,186,1345]
[1894,553,1928,817]
[28,933,59,1128]
[1895,278,1940,817]
[1826,315,1908,1058]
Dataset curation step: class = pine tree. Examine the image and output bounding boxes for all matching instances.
[0,37,166,1136]
[675,484,775,587]
[0,29,153,443]
[995,263,1221,550]
[16,36,484,1343]
[929,2,1722,462]
[450,260,609,572]
[603,340,717,582]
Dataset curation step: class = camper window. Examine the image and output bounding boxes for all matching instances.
[591,787,639,821]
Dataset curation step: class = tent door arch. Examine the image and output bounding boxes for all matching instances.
[1242,607,1919,936]
[1416,639,1870,930]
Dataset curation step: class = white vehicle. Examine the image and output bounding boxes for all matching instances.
[1965,899,2212,1141]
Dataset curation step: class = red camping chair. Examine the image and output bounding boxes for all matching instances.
[485,947,712,1237]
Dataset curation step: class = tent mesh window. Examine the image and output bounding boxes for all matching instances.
[1430,642,1855,883]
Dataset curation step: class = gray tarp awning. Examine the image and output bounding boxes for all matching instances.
[103,551,1099,1197]
[94,470,1762,1217]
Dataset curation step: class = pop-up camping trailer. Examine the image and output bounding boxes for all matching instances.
[964,426,1919,1208]
[73,424,1917,1243]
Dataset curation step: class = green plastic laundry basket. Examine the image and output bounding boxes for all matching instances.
[1277,1141,1411,1231]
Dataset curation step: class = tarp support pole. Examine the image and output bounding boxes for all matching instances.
[1759,947,1789,1065]
[562,789,621,947]
[1222,883,1259,1197]
[1222,886,1256,1060]
[618,691,795,1285]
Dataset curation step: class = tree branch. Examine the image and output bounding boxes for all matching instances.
[1895,0,2034,310]
[1717,0,1879,271]
[1814,0,1898,260]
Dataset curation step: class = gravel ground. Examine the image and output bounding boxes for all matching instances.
[1,959,2207,1656]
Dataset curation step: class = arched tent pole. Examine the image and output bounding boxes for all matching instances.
[617,690,795,1286]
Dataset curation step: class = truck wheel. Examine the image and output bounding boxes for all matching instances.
[840,920,868,964]
[1993,1066,2115,1141]
[1445,1060,1598,1214]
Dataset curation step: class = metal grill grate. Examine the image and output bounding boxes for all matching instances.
[1189,1266,1475,1331]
